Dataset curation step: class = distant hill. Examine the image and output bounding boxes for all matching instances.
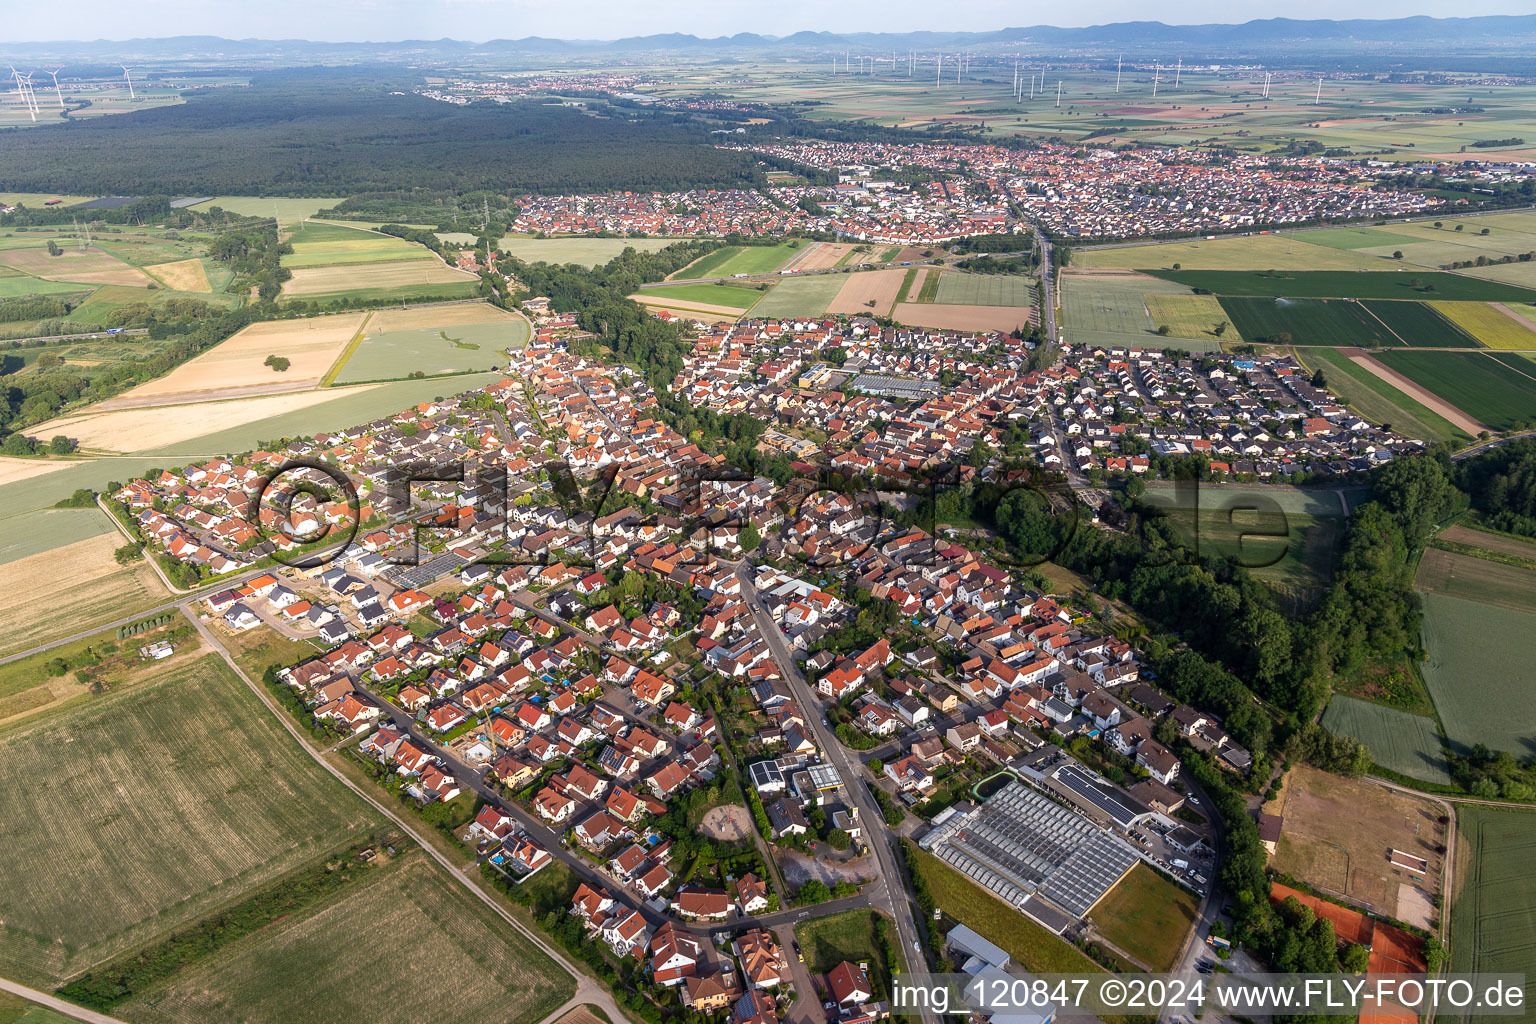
[8,15,1536,60]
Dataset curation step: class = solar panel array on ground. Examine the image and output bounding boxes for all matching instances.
[926,780,1139,919]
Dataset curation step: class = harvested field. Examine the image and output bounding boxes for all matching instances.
[1438,524,1536,560]
[0,507,115,564]
[748,274,848,319]
[119,856,572,1024]
[1343,352,1488,435]
[192,196,339,221]
[550,1007,609,1024]
[635,282,760,309]
[0,456,80,488]
[630,294,746,318]
[335,315,527,384]
[32,385,381,453]
[1061,272,1220,352]
[1081,233,1386,272]
[497,235,681,268]
[781,241,859,272]
[1144,293,1240,340]
[0,533,168,658]
[828,268,907,317]
[100,312,369,405]
[0,246,153,287]
[143,258,212,292]
[891,302,1034,333]
[0,654,379,986]
[935,272,1036,306]
[1320,696,1452,785]
[280,260,476,298]
[1086,863,1198,971]
[1269,765,1446,919]
[368,301,517,331]
[1455,260,1536,289]
[1415,546,1536,613]
[1430,301,1536,349]
[1418,592,1536,755]
[700,804,753,841]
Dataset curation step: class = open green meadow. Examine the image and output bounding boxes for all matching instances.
[1219,296,1395,347]
[334,319,528,384]
[1416,547,1536,615]
[1304,227,1425,251]
[1417,592,1536,756]
[794,909,904,1000]
[1431,302,1536,350]
[0,654,380,986]
[190,196,343,222]
[496,235,686,268]
[117,856,573,1024]
[1375,350,1536,431]
[675,242,801,279]
[0,991,76,1024]
[1319,696,1452,786]
[1083,233,1388,272]
[1360,300,1481,348]
[1085,863,1199,972]
[1451,806,1536,985]
[934,272,1035,306]
[746,273,848,318]
[1061,273,1220,352]
[1147,269,1536,303]
[282,221,432,269]
[637,281,763,309]
[1296,347,1469,444]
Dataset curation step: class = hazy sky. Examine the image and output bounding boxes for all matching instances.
[9,0,1535,43]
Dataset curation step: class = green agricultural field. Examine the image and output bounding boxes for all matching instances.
[1297,346,1469,444]
[0,655,379,986]
[749,273,849,318]
[1319,696,1452,786]
[191,196,343,222]
[1219,296,1395,347]
[793,909,903,1000]
[281,221,431,269]
[334,319,528,384]
[1080,233,1387,272]
[934,272,1036,307]
[1416,547,1536,615]
[637,281,762,310]
[1454,260,1536,290]
[676,242,801,279]
[1086,864,1199,972]
[285,280,480,305]
[1375,350,1536,431]
[1062,273,1220,352]
[1303,227,1424,251]
[1417,592,1536,756]
[1451,806,1536,985]
[0,507,114,565]
[1146,269,1536,303]
[1143,292,1241,341]
[495,235,686,268]
[117,856,573,1024]
[1431,302,1536,350]
[1360,300,1482,348]
[0,276,95,298]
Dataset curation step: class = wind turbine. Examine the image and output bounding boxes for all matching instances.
[45,66,64,108]
[1152,63,1161,100]
[1174,57,1182,87]
[120,64,136,100]
[936,54,942,87]
[10,68,37,121]
[1116,54,1123,94]
[1262,72,1272,99]
[1315,76,1324,104]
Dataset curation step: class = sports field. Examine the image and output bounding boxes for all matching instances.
[1143,292,1241,341]
[1417,592,1536,756]
[1061,272,1221,352]
[497,235,684,267]
[1319,696,1452,786]
[747,274,848,318]
[636,281,762,309]
[281,221,431,268]
[1080,233,1387,272]
[1375,350,1536,431]
[0,654,379,986]
[1085,863,1198,972]
[1360,300,1481,348]
[1146,269,1536,303]
[934,272,1035,306]
[1268,764,1446,920]
[1219,297,1398,346]
[334,308,528,384]
[117,857,573,1024]
[1430,302,1536,350]
[1451,806,1536,982]
[1296,347,1470,444]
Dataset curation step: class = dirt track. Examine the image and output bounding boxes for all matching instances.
[1345,349,1489,435]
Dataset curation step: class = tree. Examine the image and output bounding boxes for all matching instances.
[1157,324,1171,336]
[740,523,762,553]
[49,435,77,455]
[1213,321,1228,338]
[46,239,62,256]
[795,879,831,905]
[1392,250,1404,259]
[1341,942,1371,973]
[826,829,851,851]
[264,354,291,372]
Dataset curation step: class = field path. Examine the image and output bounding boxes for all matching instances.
[1491,302,1536,336]
[0,977,131,1024]
[181,608,632,1024]
[1344,349,1489,435]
